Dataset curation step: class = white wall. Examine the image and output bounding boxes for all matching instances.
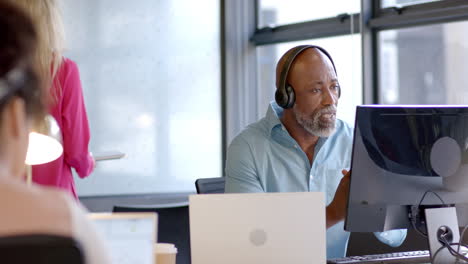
[61,0,221,196]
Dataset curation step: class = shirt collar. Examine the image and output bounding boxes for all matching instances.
[266,101,284,134]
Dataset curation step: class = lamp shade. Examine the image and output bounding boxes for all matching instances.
[25,115,63,165]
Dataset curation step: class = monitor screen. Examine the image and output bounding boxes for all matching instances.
[345,105,468,232]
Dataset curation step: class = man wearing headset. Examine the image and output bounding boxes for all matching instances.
[225,45,406,258]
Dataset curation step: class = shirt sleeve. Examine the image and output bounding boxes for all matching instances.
[60,59,94,178]
[373,229,407,247]
[225,136,264,193]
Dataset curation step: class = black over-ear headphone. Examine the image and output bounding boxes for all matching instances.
[0,66,35,105]
[275,45,340,109]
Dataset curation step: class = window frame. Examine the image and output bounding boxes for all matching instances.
[250,0,468,104]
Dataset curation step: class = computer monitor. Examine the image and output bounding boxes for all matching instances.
[345,105,468,262]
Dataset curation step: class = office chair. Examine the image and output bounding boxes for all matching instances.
[195,177,225,194]
[0,234,84,264]
[113,202,190,264]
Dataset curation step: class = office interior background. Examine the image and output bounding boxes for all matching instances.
[63,0,468,207]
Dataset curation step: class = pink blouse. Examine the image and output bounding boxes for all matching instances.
[32,58,94,199]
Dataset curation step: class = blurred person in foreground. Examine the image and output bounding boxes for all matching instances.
[7,0,95,199]
[0,2,110,263]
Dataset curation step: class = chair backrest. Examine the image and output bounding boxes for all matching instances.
[195,177,225,194]
[0,234,84,264]
[113,202,190,264]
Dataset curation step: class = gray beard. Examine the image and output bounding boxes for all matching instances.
[293,105,337,137]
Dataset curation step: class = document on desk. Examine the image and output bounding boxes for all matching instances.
[93,151,126,161]
[89,213,157,264]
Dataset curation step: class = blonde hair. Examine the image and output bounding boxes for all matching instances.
[4,0,65,104]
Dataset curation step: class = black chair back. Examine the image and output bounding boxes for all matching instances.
[0,234,84,264]
[113,202,190,264]
[195,177,225,194]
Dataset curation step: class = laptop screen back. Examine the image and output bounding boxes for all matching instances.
[89,213,157,264]
[189,192,325,264]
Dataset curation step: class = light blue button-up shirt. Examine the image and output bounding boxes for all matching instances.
[225,102,406,258]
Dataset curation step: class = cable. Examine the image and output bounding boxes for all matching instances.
[447,244,468,261]
[413,191,468,262]
[410,217,428,238]
[418,190,447,207]
[432,242,468,263]
[411,190,448,238]
[457,224,468,258]
[413,192,468,262]
[440,236,468,262]
[432,244,447,263]
[433,242,467,263]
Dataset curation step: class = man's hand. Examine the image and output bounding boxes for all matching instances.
[326,169,350,229]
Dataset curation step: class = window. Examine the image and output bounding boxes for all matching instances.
[62,0,221,196]
[379,20,468,104]
[381,0,440,8]
[255,0,361,125]
[257,35,362,126]
[258,0,360,28]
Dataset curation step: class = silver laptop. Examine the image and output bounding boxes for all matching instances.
[89,213,157,264]
[190,192,325,264]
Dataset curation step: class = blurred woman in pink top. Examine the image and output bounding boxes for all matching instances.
[0,3,111,262]
[9,0,95,199]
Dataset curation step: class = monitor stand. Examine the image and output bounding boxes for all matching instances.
[424,207,460,264]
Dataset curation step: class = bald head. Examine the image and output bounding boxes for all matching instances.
[275,46,336,89]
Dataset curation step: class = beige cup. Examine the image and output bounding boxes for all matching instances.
[154,243,177,264]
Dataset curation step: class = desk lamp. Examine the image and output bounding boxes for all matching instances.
[25,115,63,185]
